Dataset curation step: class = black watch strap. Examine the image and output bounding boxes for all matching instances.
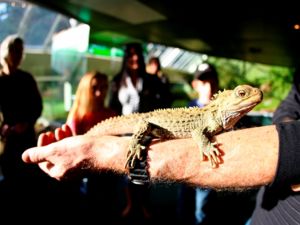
[128,151,150,185]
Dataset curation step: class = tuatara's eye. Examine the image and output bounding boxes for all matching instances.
[237,89,246,97]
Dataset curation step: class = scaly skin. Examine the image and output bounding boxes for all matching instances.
[86,84,263,169]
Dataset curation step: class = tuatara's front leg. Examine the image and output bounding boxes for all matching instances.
[191,129,221,168]
[126,120,152,169]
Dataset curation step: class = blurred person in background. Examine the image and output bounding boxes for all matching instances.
[66,70,118,223]
[146,56,173,108]
[67,70,117,134]
[0,34,45,222]
[178,63,256,225]
[109,42,168,224]
[110,43,168,115]
[177,63,219,225]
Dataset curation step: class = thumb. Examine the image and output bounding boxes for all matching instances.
[22,147,47,164]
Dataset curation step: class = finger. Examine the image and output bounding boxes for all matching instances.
[55,128,66,140]
[22,146,48,163]
[37,134,46,147]
[61,124,73,137]
[37,132,55,147]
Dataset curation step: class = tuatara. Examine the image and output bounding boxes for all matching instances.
[86,84,263,169]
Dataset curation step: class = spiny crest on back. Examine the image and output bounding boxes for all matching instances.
[152,107,191,112]
[209,89,232,104]
[211,89,224,101]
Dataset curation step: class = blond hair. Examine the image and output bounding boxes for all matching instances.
[67,70,108,122]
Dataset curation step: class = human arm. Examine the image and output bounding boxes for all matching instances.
[22,122,288,190]
[149,124,279,190]
[272,85,300,123]
[271,85,300,191]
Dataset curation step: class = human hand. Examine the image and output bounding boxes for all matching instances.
[22,124,130,180]
[291,184,300,192]
[2,122,33,136]
[0,124,9,137]
[22,123,89,180]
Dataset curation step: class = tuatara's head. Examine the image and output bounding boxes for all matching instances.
[210,84,263,130]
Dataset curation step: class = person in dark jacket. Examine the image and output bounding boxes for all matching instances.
[244,66,300,225]
[109,42,167,115]
[109,43,168,224]
[0,34,43,180]
[0,34,45,222]
[272,67,300,123]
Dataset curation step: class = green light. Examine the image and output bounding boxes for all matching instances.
[79,9,91,21]
[88,44,123,57]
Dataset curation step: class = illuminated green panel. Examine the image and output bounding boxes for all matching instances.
[88,44,123,57]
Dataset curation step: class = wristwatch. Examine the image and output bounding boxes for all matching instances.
[128,139,150,185]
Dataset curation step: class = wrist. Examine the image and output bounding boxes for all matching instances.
[93,135,129,173]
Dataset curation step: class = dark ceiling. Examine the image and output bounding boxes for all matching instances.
[26,0,300,67]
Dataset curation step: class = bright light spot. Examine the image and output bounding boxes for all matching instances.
[294,24,300,30]
[198,63,210,71]
[201,54,208,61]
[0,3,6,12]
[69,18,78,27]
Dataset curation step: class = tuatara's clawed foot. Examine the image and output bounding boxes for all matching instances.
[125,144,146,169]
[203,145,222,168]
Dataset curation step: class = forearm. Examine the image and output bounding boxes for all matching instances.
[22,124,280,189]
[92,135,130,173]
[94,125,279,190]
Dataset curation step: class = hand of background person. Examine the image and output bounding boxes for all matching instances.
[1,122,30,136]
[291,184,300,192]
[0,124,9,137]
